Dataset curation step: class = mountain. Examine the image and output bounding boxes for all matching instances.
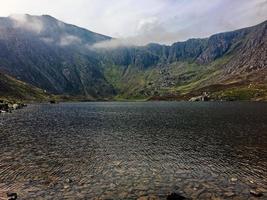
[100,20,267,100]
[0,14,115,99]
[0,14,266,101]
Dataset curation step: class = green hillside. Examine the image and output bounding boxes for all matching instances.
[0,15,266,102]
[0,72,51,102]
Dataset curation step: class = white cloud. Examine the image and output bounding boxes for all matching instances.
[0,0,267,45]
[59,34,81,46]
[9,14,43,33]
[92,38,137,49]
[41,37,54,44]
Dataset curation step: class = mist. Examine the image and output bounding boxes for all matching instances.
[1,0,267,48]
[9,14,44,33]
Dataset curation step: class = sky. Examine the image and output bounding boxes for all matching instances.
[1,0,267,47]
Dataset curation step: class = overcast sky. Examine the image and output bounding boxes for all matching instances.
[1,0,267,46]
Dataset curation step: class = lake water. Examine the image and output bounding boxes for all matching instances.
[0,102,267,199]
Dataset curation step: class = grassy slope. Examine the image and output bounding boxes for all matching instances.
[103,55,267,101]
[0,72,52,102]
[2,60,266,102]
[212,85,267,101]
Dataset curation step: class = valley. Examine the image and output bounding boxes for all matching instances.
[0,14,266,102]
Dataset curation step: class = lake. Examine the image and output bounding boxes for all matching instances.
[0,102,267,199]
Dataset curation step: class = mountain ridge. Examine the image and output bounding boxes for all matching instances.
[0,14,266,101]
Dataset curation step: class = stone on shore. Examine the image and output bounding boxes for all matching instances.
[230,177,238,182]
[189,92,210,102]
[7,192,18,200]
[12,103,20,110]
[0,102,26,113]
[224,192,235,197]
[167,192,188,200]
[0,191,17,200]
[0,103,9,112]
[250,189,263,197]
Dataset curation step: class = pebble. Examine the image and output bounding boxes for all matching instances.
[230,178,238,182]
[66,178,73,183]
[63,185,69,189]
[250,189,263,197]
[224,192,235,197]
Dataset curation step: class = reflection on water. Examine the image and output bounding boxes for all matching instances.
[0,102,267,199]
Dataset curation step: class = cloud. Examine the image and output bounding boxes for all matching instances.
[92,39,133,49]
[92,31,182,49]
[41,37,54,43]
[93,0,267,48]
[9,14,43,33]
[1,0,267,45]
[59,34,82,46]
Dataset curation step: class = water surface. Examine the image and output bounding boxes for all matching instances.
[0,102,267,199]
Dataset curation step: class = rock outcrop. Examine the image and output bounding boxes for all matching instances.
[0,101,26,113]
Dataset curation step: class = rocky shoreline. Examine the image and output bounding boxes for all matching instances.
[0,100,27,113]
[0,187,265,200]
[0,175,266,200]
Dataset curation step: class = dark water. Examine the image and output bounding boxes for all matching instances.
[0,102,267,199]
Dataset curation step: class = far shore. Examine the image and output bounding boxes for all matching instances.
[1,92,267,114]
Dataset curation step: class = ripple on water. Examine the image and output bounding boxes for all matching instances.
[0,102,267,199]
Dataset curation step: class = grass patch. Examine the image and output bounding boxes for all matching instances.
[212,86,267,101]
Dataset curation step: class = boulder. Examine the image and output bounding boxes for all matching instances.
[1,102,26,113]
[189,96,202,102]
[0,103,9,112]
[189,92,210,102]
[12,103,26,110]
[12,104,20,110]
[7,192,17,200]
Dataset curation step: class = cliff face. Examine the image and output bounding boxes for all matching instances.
[0,14,115,98]
[0,14,266,100]
[223,21,267,75]
[101,20,267,71]
[99,20,267,100]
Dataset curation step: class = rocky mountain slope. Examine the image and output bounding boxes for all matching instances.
[0,14,114,98]
[100,20,267,100]
[0,14,266,101]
